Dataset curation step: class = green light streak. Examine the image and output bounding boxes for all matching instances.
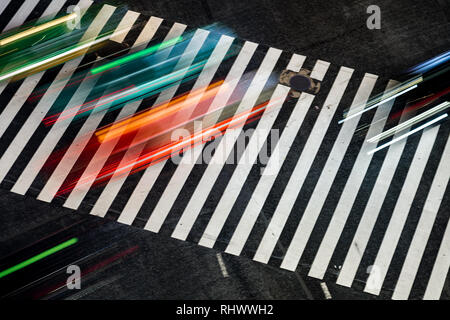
[90,36,183,75]
[0,237,78,279]
[74,61,205,120]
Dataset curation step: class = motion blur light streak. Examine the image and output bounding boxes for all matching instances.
[94,100,274,185]
[1,219,88,263]
[41,73,201,171]
[338,77,423,124]
[57,99,273,195]
[342,84,418,123]
[44,59,209,124]
[34,245,139,299]
[406,50,450,74]
[90,35,183,75]
[0,4,114,81]
[27,66,120,103]
[423,65,450,82]
[368,101,450,143]
[0,12,77,46]
[389,86,450,120]
[42,85,136,126]
[132,58,207,92]
[0,238,78,279]
[367,113,448,155]
[0,29,128,82]
[95,80,225,143]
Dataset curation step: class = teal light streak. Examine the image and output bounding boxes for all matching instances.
[74,60,207,120]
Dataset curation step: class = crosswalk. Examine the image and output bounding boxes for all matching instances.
[0,0,448,300]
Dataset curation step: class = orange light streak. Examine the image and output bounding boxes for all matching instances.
[87,100,273,187]
[95,80,225,143]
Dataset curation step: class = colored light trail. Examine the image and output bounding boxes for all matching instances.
[407,50,450,75]
[95,80,225,143]
[33,245,139,299]
[339,76,423,124]
[0,12,77,46]
[0,238,78,279]
[368,101,450,143]
[43,59,208,125]
[389,86,450,121]
[114,100,274,178]
[90,36,183,75]
[89,99,274,188]
[0,28,128,82]
[367,113,448,155]
[55,98,274,196]
[28,66,120,103]
[43,85,136,126]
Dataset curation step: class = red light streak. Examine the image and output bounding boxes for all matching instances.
[27,66,119,103]
[43,85,135,126]
[32,245,139,299]
[389,86,450,120]
[56,99,274,195]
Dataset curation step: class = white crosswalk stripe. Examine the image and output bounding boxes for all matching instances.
[0,1,11,18]
[198,84,290,248]
[226,58,327,257]
[197,54,306,249]
[109,22,191,224]
[336,109,415,287]
[3,0,40,32]
[364,124,441,295]
[63,16,164,210]
[0,1,448,300]
[251,64,351,269]
[119,40,258,226]
[0,2,111,184]
[90,27,209,217]
[307,80,398,279]
[170,47,282,240]
[423,202,450,300]
[281,72,377,271]
[393,135,450,300]
[137,40,258,228]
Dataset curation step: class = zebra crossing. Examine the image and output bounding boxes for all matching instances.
[0,0,448,300]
